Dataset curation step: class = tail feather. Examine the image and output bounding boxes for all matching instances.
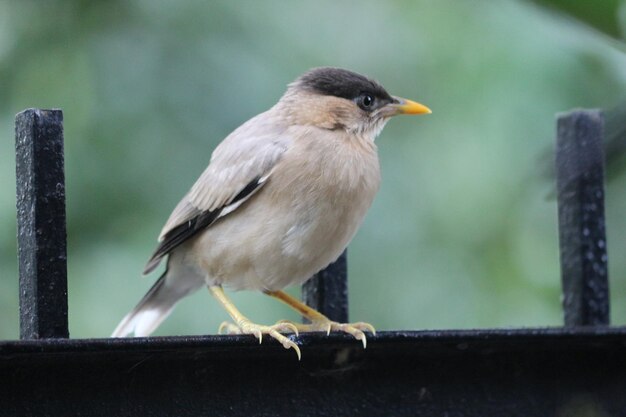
[112,252,206,337]
[111,273,177,337]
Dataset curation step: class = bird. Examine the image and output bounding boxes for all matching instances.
[111,67,431,359]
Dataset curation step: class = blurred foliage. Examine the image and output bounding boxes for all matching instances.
[532,0,626,41]
[1,0,626,339]
[532,0,626,184]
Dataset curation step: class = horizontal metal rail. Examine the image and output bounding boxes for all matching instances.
[2,329,626,416]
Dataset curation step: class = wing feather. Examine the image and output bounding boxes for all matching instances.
[143,176,264,274]
[143,114,290,274]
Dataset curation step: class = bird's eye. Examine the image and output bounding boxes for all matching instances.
[358,94,375,110]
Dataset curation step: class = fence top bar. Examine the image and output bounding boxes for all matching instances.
[2,327,625,356]
[4,328,626,417]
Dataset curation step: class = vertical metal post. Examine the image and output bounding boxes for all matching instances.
[302,250,348,323]
[556,109,609,326]
[15,109,69,339]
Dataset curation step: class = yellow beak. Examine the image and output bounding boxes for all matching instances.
[390,96,432,115]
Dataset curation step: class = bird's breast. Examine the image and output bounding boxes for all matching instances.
[268,131,381,283]
[193,129,381,291]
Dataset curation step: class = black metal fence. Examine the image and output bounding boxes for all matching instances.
[1,108,625,416]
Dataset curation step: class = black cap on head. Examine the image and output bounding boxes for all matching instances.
[296,67,393,103]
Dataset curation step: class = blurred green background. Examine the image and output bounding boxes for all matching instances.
[1,0,626,339]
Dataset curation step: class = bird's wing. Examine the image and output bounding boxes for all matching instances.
[144,120,290,274]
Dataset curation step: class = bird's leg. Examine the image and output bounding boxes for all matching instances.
[264,290,376,348]
[208,286,301,359]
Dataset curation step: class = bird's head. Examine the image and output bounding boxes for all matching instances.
[278,67,431,140]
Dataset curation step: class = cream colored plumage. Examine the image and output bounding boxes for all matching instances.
[112,67,430,358]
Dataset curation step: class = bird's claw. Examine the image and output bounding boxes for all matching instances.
[277,319,376,349]
[218,321,242,335]
[218,320,301,360]
[323,321,375,349]
[274,320,300,336]
[218,317,374,357]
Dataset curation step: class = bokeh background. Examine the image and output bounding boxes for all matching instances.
[1,0,626,339]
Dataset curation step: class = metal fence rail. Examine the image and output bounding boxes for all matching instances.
[556,110,610,326]
[2,108,624,417]
[3,329,626,416]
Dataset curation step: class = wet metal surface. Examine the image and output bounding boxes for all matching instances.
[556,110,610,326]
[15,109,68,339]
[2,328,626,416]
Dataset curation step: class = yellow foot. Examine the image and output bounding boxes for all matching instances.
[277,319,376,348]
[218,320,301,360]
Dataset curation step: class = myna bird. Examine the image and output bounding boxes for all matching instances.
[112,67,431,359]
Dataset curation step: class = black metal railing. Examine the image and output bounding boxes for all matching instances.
[556,110,610,326]
[2,108,625,417]
[15,109,68,339]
